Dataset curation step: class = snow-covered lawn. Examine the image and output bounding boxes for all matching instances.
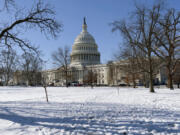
[0,87,180,135]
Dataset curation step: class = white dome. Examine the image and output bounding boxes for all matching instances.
[74,31,95,44]
[70,18,100,66]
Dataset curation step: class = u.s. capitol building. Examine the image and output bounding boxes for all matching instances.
[42,18,168,86]
[44,18,115,86]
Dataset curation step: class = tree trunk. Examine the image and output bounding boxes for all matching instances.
[143,73,149,88]
[65,70,68,87]
[133,83,136,88]
[44,86,49,102]
[66,76,68,87]
[167,75,174,90]
[149,57,155,93]
[149,73,154,93]
[5,79,8,86]
[167,68,174,90]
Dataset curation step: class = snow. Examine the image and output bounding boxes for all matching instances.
[0,86,180,135]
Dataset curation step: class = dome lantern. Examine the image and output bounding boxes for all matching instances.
[82,17,87,33]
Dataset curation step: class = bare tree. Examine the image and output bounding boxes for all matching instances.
[41,74,49,102]
[84,69,97,88]
[152,9,180,90]
[20,51,43,86]
[0,0,62,53]
[111,3,163,92]
[0,48,18,85]
[0,68,3,86]
[0,0,15,11]
[114,44,141,88]
[52,46,70,87]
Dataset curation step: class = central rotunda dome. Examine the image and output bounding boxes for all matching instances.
[70,18,100,66]
[74,30,95,44]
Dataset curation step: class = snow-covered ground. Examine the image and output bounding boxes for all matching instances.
[0,87,180,135]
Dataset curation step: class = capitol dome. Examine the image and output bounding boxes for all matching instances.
[74,30,95,44]
[70,18,100,66]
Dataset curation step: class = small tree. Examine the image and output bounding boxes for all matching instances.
[114,44,141,88]
[41,74,49,102]
[0,48,18,85]
[52,46,70,87]
[84,68,97,89]
[20,51,43,86]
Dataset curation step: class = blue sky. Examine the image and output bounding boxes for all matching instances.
[4,0,180,69]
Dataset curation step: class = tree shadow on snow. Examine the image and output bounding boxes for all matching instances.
[0,101,180,134]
